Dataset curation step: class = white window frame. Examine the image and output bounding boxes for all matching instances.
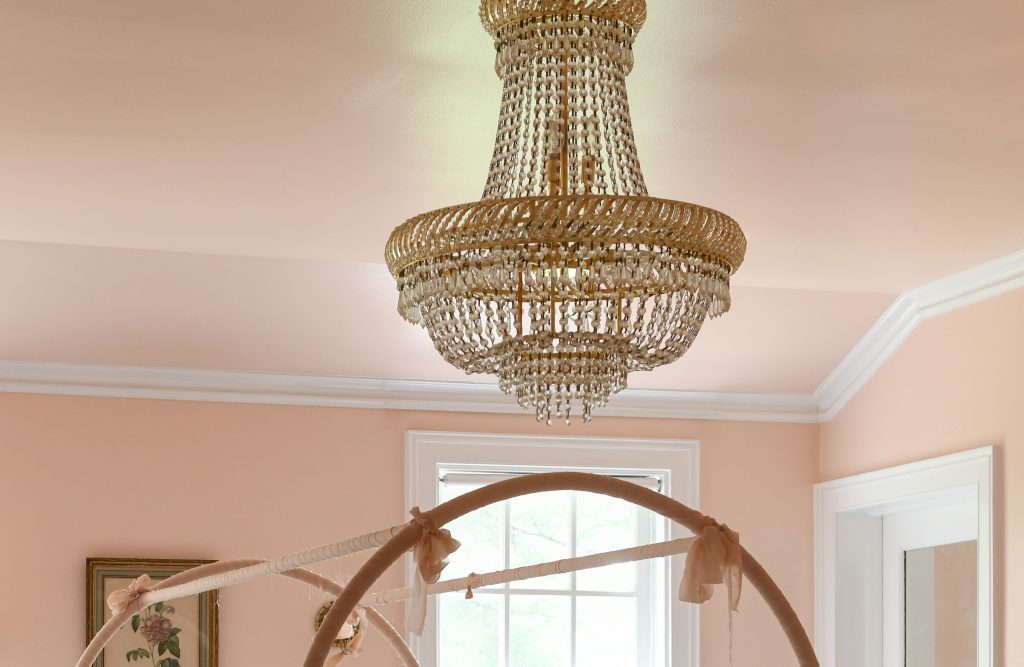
[405,430,701,667]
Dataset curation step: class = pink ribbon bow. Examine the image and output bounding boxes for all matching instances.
[678,520,742,611]
[106,575,154,616]
[679,519,743,664]
[406,507,461,636]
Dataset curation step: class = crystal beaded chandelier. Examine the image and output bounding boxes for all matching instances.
[386,0,746,424]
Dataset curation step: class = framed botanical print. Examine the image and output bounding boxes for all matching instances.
[86,558,218,667]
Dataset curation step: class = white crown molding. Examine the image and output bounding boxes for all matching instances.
[0,360,821,423]
[0,251,1019,424]
[816,249,1024,421]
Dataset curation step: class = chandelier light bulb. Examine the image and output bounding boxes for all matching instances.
[386,0,746,424]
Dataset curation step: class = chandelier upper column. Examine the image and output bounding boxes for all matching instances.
[482,10,647,200]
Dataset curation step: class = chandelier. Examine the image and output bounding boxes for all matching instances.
[386,0,746,424]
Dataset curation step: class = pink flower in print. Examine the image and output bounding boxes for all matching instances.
[139,615,173,644]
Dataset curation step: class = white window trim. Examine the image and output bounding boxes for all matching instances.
[813,446,994,667]
[405,430,701,667]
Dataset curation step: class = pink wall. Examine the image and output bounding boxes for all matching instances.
[0,395,818,667]
[821,288,1024,667]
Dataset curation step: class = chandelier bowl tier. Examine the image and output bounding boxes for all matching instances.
[386,0,746,423]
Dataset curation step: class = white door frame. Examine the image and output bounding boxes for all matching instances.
[813,446,993,667]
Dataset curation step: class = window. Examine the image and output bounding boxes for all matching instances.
[406,431,700,667]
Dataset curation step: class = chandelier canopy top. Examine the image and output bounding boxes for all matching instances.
[385,0,746,423]
[479,0,648,37]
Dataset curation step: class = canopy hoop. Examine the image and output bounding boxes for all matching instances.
[307,472,818,667]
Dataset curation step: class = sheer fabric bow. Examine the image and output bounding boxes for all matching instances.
[106,575,154,616]
[679,519,742,663]
[678,520,742,610]
[406,507,461,635]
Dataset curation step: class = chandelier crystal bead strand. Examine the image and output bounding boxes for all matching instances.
[385,0,746,424]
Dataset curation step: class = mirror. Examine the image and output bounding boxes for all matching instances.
[904,541,978,667]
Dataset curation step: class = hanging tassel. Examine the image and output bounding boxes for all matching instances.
[465,572,480,600]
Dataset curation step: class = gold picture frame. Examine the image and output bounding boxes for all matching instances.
[86,558,218,667]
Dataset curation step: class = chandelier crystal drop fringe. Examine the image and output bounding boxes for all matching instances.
[386,0,746,424]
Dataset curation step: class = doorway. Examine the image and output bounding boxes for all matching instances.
[814,447,993,667]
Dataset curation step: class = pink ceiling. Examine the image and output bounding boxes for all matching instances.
[0,241,891,394]
[0,1,1021,393]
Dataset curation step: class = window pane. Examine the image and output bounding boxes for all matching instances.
[435,473,667,667]
[440,592,504,667]
[441,482,504,582]
[510,491,570,589]
[576,596,638,667]
[509,595,571,667]
[576,492,639,592]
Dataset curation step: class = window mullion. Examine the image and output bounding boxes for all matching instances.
[504,499,511,667]
[494,588,634,597]
[637,503,652,667]
[570,490,578,667]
